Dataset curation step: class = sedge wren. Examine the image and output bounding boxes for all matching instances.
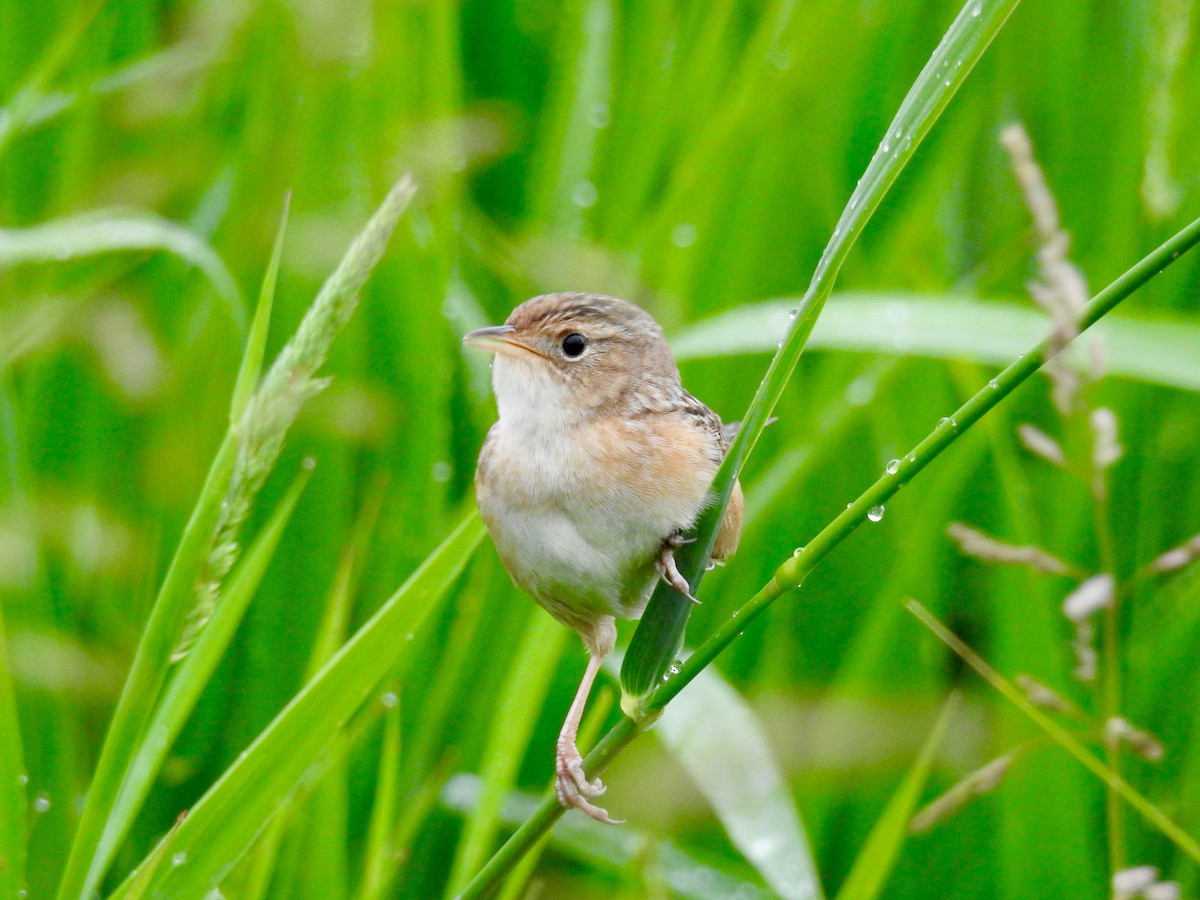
[465,292,743,823]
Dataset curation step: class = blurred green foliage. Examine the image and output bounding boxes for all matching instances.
[1,0,1198,896]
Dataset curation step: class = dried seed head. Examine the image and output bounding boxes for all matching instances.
[1017,424,1066,467]
[1062,574,1114,623]
[1113,866,1159,896]
[1091,407,1123,471]
[910,751,1018,834]
[1147,534,1200,575]
[1071,620,1097,682]
[1103,717,1165,762]
[1016,674,1078,716]
[947,523,1074,575]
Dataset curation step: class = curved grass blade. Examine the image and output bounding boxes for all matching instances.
[654,656,822,900]
[0,209,245,332]
[834,692,961,900]
[671,294,1200,392]
[107,512,484,898]
[622,0,1024,705]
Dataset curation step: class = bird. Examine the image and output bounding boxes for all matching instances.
[464,292,744,824]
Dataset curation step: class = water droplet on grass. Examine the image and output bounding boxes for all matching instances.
[885,459,900,474]
[868,505,885,522]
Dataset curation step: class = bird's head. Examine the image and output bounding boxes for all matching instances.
[464,293,680,422]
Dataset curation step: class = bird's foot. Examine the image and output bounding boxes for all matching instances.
[555,738,622,825]
[656,535,700,604]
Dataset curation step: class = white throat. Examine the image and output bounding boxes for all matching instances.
[491,355,583,438]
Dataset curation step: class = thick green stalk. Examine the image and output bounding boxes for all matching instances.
[460,214,1200,898]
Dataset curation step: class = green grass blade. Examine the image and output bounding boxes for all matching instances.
[671,294,1200,392]
[835,692,961,900]
[106,511,484,898]
[654,657,823,900]
[0,209,244,332]
[57,179,415,900]
[622,0,1023,704]
[0,0,103,160]
[906,601,1200,863]
[91,461,313,892]
[0,599,25,897]
[231,194,291,422]
[56,429,239,900]
[358,691,402,900]
[446,610,568,896]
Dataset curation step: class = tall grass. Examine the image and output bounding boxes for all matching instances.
[1,0,1198,897]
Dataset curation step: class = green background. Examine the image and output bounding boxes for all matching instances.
[1,0,1198,896]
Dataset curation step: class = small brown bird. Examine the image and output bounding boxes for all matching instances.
[465,292,743,823]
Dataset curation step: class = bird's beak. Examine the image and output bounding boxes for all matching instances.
[463,324,540,359]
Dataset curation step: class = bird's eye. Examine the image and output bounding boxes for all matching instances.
[561,333,588,358]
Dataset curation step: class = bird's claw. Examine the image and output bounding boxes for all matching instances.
[656,537,700,604]
[555,738,623,825]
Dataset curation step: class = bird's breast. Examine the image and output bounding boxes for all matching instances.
[476,411,719,619]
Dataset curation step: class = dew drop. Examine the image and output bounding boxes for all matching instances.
[571,180,598,209]
[906,452,916,462]
[971,1,983,15]
[18,773,27,785]
[731,609,739,617]
[32,793,51,813]
[671,222,697,248]
[172,851,188,867]
[885,459,900,474]
[588,102,611,129]
[988,378,999,389]
[868,505,885,522]
[432,461,452,483]
[381,691,399,709]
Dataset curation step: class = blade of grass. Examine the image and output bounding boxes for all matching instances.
[445,610,568,896]
[231,194,291,421]
[835,692,961,900]
[57,178,416,900]
[905,600,1200,863]
[0,0,104,161]
[621,0,1024,703]
[652,654,822,900]
[0,599,25,898]
[0,209,244,332]
[461,202,1200,900]
[107,511,484,898]
[670,294,1200,392]
[92,461,313,896]
[357,687,402,900]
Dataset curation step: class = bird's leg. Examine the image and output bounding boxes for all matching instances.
[555,651,622,824]
[655,533,700,604]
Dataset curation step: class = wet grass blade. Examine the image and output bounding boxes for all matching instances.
[106,511,483,898]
